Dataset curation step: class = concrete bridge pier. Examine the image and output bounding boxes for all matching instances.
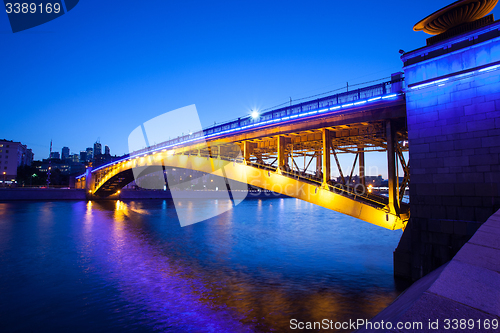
[394,20,500,281]
[84,166,93,199]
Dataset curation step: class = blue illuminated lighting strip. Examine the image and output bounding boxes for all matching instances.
[80,92,404,177]
[456,72,474,78]
[410,62,500,91]
[479,64,500,72]
[411,78,448,90]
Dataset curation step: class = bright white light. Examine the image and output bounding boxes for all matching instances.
[479,64,500,72]
[251,111,259,119]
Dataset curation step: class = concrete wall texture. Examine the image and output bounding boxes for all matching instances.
[394,21,500,281]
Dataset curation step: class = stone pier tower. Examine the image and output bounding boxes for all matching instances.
[394,0,500,280]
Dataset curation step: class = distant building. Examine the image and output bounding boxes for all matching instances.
[94,142,102,156]
[79,151,87,163]
[25,149,34,166]
[86,147,93,162]
[61,147,70,160]
[38,161,70,174]
[92,143,115,167]
[0,139,33,185]
[50,152,60,160]
[38,158,86,176]
[70,154,80,163]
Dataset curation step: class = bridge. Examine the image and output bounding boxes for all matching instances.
[76,76,410,230]
[75,0,500,281]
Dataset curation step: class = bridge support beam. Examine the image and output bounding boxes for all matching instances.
[358,145,365,187]
[322,129,331,187]
[386,120,399,215]
[243,141,252,164]
[209,144,221,159]
[316,151,322,178]
[277,136,287,174]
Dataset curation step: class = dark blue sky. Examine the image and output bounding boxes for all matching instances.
[2,1,498,162]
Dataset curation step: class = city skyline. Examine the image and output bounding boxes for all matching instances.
[41,139,114,160]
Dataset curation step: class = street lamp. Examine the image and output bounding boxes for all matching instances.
[31,173,37,186]
[3,172,6,187]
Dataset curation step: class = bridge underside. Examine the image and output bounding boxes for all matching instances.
[77,108,410,230]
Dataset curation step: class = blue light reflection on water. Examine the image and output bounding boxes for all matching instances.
[0,199,403,332]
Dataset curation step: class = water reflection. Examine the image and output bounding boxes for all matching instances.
[0,199,403,332]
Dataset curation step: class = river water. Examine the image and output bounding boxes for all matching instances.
[0,199,404,332]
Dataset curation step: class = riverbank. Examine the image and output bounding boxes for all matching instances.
[0,188,287,201]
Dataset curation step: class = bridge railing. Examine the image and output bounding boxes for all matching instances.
[131,76,405,157]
